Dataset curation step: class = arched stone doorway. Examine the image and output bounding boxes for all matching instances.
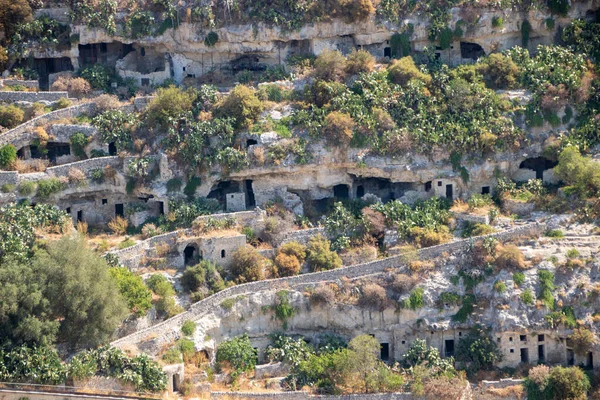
[183,243,199,266]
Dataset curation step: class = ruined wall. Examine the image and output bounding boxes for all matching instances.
[0,91,68,102]
[111,223,544,351]
[0,103,96,150]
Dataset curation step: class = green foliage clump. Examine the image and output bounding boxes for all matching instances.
[306,234,342,272]
[373,197,451,238]
[402,338,456,375]
[214,85,263,129]
[513,272,525,286]
[68,346,167,392]
[452,294,475,322]
[266,334,314,367]
[345,49,375,75]
[492,16,503,28]
[0,144,17,168]
[476,53,520,89]
[0,104,24,129]
[388,56,431,86]
[521,289,534,304]
[547,0,570,16]
[524,365,590,400]
[216,334,257,379]
[70,132,89,159]
[493,280,507,293]
[181,260,225,296]
[69,0,117,35]
[124,10,154,39]
[145,85,196,128]
[538,270,555,309]
[455,327,502,371]
[554,147,600,198]
[181,320,196,336]
[79,64,114,91]
[313,49,347,82]
[108,267,152,317]
[92,110,137,152]
[231,246,265,283]
[17,181,36,196]
[545,229,564,238]
[389,32,411,58]
[36,178,66,198]
[404,287,424,310]
[562,19,600,61]
[0,345,66,384]
[204,31,218,47]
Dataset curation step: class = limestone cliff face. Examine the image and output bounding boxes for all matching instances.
[33,0,600,84]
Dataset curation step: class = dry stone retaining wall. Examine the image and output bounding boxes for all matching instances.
[111,223,544,349]
[210,393,417,399]
[45,156,122,178]
[0,91,68,102]
[0,103,95,149]
[0,79,39,89]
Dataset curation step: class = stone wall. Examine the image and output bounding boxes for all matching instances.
[452,212,490,225]
[0,171,18,187]
[0,79,39,89]
[210,393,417,400]
[45,156,122,178]
[275,227,326,246]
[111,223,544,349]
[0,91,68,102]
[49,124,97,143]
[0,103,95,150]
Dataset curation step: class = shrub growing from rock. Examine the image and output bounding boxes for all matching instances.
[230,246,265,283]
[0,144,17,168]
[306,234,342,272]
[388,56,432,86]
[214,85,263,129]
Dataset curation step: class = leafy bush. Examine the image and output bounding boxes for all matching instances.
[313,49,346,82]
[545,229,564,238]
[79,64,114,91]
[524,366,589,400]
[17,180,36,196]
[266,334,313,366]
[359,283,387,311]
[477,53,520,89]
[216,334,257,379]
[345,49,375,75]
[70,132,89,158]
[36,178,66,198]
[310,284,336,307]
[494,280,507,293]
[204,31,218,46]
[108,215,128,235]
[547,0,570,16]
[181,320,196,336]
[51,76,91,97]
[492,16,503,28]
[306,234,342,272]
[0,144,17,168]
[538,270,556,309]
[388,56,431,86]
[230,246,265,283]
[568,328,596,355]
[455,327,502,370]
[0,345,66,384]
[0,104,24,129]
[274,253,302,277]
[214,85,263,129]
[513,272,525,286]
[1,183,14,193]
[402,338,456,375]
[323,111,355,146]
[404,287,424,310]
[555,147,600,199]
[92,110,137,152]
[494,244,526,270]
[521,289,534,304]
[108,267,152,316]
[145,85,195,128]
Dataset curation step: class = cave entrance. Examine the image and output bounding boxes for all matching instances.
[333,184,350,199]
[16,57,73,90]
[108,142,117,156]
[356,185,365,198]
[519,157,558,180]
[245,180,256,207]
[380,343,389,361]
[384,47,391,58]
[520,348,529,363]
[460,42,485,60]
[184,244,199,266]
[445,339,455,358]
[538,344,545,363]
[46,142,71,163]
[446,184,453,199]
[78,42,133,67]
[115,203,124,217]
[207,180,242,208]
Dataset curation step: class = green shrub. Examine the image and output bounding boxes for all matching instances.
[455,327,502,370]
[183,176,201,197]
[214,85,263,129]
[90,168,104,183]
[230,246,265,283]
[323,111,355,146]
[313,49,346,82]
[547,0,570,16]
[36,178,66,198]
[0,144,17,168]
[145,85,196,128]
[70,132,88,158]
[404,287,424,310]
[17,181,36,196]
[345,49,375,75]
[566,248,580,259]
[204,31,218,46]
[162,347,182,364]
[568,328,595,355]
[166,178,182,192]
[513,272,525,286]
[492,16,503,28]
[0,104,24,129]
[493,280,507,293]
[521,289,534,305]
[538,270,555,309]
[216,334,257,379]
[108,267,152,316]
[477,53,520,89]
[1,183,15,193]
[545,229,564,238]
[524,366,590,400]
[54,97,72,110]
[388,56,431,86]
[181,320,196,336]
[545,17,555,29]
[79,64,113,91]
[306,234,342,272]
